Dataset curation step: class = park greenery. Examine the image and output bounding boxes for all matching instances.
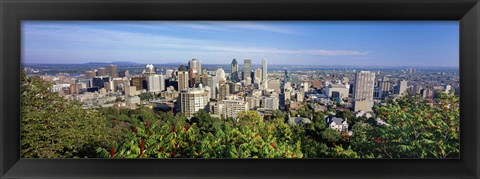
[21,73,460,158]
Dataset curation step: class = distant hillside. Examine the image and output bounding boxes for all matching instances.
[86,61,139,65]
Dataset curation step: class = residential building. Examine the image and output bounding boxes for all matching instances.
[353,71,375,112]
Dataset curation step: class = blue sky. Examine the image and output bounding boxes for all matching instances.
[22,21,459,66]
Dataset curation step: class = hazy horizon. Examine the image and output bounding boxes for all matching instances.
[22,21,459,66]
[21,61,459,68]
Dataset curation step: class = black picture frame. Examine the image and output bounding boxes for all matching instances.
[1,0,479,178]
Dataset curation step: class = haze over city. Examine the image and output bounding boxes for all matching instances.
[22,21,458,67]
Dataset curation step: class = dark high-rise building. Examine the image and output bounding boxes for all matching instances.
[231,59,239,82]
[131,77,146,90]
[284,70,290,83]
[107,64,118,78]
[243,59,252,81]
[86,87,99,92]
[188,59,201,87]
[167,80,179,91]
[92,76,110,89]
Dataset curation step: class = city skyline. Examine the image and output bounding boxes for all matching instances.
[22,21,459,67]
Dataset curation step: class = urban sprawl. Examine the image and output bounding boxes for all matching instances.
[23,59,459,134]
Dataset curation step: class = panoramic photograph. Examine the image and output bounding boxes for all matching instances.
[20,21,459,158]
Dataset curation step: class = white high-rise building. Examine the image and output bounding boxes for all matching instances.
[353,71,376,112]
[147,74,165,93]
[254,68,262,83]
[143,64,156,76]
[166,69,174,79]
[397,80,408,96]
[246,96,261,110]
[262,59,267,82]
[180,86,209,118]
[216,68,226,82]
[262,97,279,110]
[218,99,248,119]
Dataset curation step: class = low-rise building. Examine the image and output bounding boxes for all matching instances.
[325,116,349,133]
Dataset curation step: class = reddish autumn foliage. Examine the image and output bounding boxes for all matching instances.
[109,147,116,157]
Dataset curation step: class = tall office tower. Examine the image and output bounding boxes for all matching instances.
[159,75,166,92]
[85,70,96,79]
[262,59,267,82]
[118,70,129,78]
[243,59,252,81]
[284,69,290,83]
[97,67,107,76]
[177,65,189,91]
[216,68,226,82]
[205,75,218,99]
[180,87,209,118]
[254,68,262,83]
[143,64,156,76]
[166,69,174,78]
[188,68,198,88]
[396,80,408,96]
[131,77,146,90]
[262,97,279,110]
[147,74,164,92]
[353,71,376,112]
[218,83,230,101]
[231,59,239,82]
[107,64,118,78]
[188,58,202,75]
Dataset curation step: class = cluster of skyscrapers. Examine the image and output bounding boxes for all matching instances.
[39,57,457,123]
[68,58,273,119]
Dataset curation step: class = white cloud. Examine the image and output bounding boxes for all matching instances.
[22,23,370,63]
